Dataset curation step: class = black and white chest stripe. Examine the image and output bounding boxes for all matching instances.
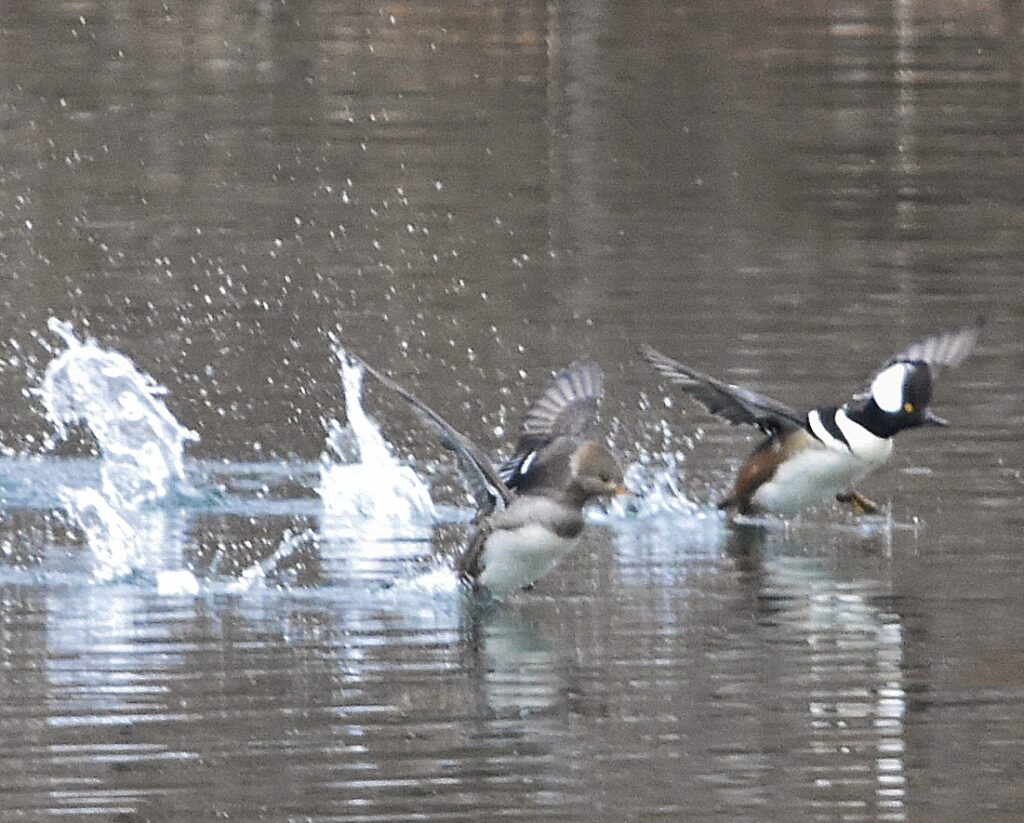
[806,407,849,451]
[806,406,888,457]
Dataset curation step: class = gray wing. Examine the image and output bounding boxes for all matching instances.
[501,359,603,488]
[455,522,491,583]
[884,319,983,376]
[641,345,806,435]
[356,357,513,512]
[519,359,603,440]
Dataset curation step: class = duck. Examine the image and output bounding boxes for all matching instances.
[358,357,627,593]
[641,321,981,517]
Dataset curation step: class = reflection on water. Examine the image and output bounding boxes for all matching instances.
[746,532,908,821]
[0,507,1020,819]
[0,0,1023,821]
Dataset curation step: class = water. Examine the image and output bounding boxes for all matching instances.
[39,318,199,581]
[40,318,199,505]
[318,339,437,537]
[1,1,1023,821]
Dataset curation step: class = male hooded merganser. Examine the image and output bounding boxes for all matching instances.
[358,357,626,594]
[641,322,981,517]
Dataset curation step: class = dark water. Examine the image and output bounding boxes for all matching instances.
[1,1,1023,821]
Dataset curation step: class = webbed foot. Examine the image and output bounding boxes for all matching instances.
[836,491,880,515]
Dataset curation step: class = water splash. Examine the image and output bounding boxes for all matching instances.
[587,416,697,520]
[318,342,436,538]
[155,568,201,596]
[603,449,700,519]
[40,319,198,581]
[40,319,198,507]
[234,528,318,590]
[57,486,139,582]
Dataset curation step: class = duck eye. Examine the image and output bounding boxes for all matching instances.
[903,401,915,414]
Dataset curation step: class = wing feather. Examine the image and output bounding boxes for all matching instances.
[884,319,983,376]
[501,359,604,490]
[356,357,512,511]
[455,523,491,582]
[640,345,805,435]
[519,359,603,440]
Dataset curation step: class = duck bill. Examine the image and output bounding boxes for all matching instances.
[924,410,950,427]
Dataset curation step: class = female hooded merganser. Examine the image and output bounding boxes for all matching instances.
[358,358,626,593]
[641,322,981,518]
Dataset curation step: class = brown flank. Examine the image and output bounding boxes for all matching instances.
[719,430,815,514]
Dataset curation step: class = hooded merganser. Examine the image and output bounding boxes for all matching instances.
[641,322,981,517]
[358,357,626,593]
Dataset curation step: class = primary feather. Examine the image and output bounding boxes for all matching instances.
[883,320,983,376]
[501,359,605,491]
[640,345,805,435]
[355,357,511,514]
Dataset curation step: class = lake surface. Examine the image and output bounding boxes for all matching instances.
[1,1,1022,821]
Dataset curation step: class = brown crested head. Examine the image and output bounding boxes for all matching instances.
[565,440,626,506]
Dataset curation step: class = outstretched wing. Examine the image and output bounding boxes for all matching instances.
[500,359,603,490]
[356,357,513,512]
[883,319,983,377]
[455,522,491,582]
[640,345,805,435]
[520,359,603,440]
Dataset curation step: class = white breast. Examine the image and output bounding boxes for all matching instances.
[477,524,578,595]
[752,423,894,516]
[834,409,895,464]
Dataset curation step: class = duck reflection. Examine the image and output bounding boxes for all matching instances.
[723,524,908,821]
[459,595,579,720]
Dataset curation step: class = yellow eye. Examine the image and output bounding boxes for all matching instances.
[903,401,915,414]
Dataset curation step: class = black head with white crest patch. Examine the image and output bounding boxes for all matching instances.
[863,360,942,434]
[846,321,981,438]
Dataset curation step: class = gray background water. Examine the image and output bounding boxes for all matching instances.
[1,2,1023,821]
